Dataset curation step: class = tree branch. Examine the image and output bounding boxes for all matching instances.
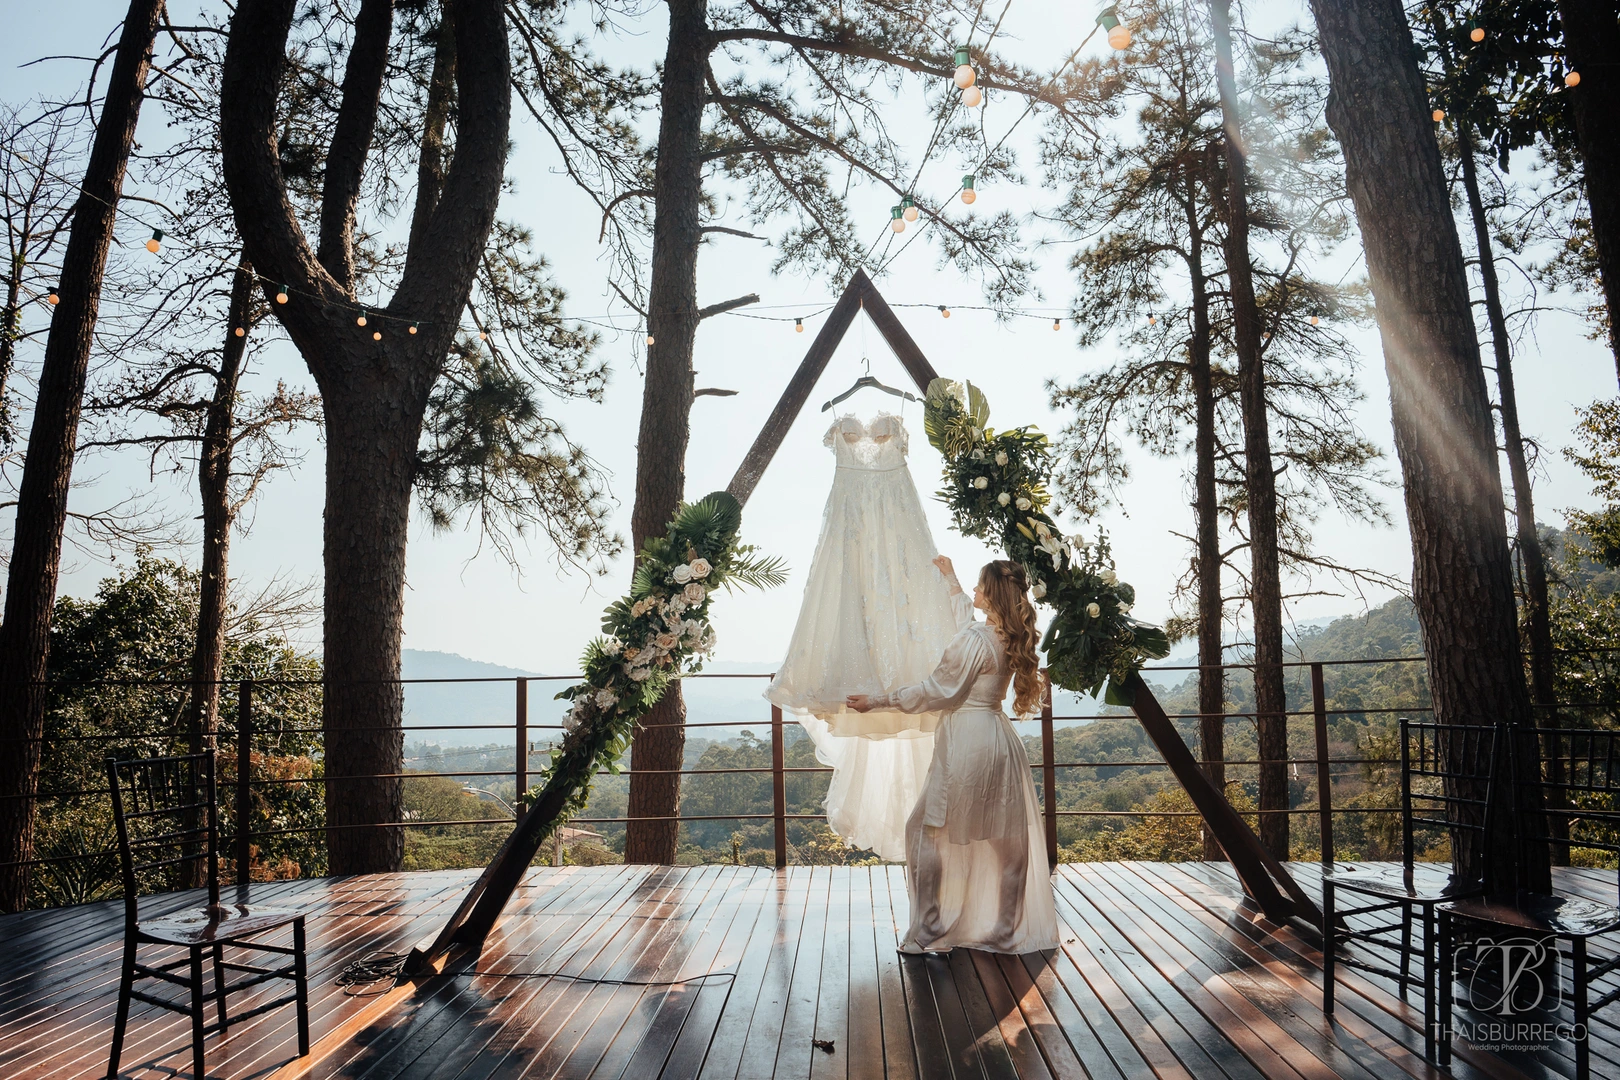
[698,293,760,319]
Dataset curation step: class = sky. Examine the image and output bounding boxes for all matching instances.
[0,0,1614,676]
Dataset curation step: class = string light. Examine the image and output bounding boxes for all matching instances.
[1468,20,1485,42]
[47,292,59,305]
[902,195,919,222]
[646,333,655,345]
[357,310,368,327]
[1309,314,1320,326]
[962,84,983,108]
[939,305,950,318]
[275,284,289,304]
[953,47,976,89]
[145,229,163,254]
[1148,312,1157,325]
[478,330,487,340]
[409,322,419,335]
[890,206,906,233]
[961,174,977,205]
[372,330,382,341]
[1432,107,1446,122]
[794,317,804,333]
[1566,70,1581,87]
[1052,318,1061,331]
[234,327,245,337]
[1098,5,1131,50]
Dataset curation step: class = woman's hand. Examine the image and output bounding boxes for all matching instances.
[933,555,961,594]
[846,694,874,713]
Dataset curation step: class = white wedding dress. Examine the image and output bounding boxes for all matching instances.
[765,413,957,861]
[870,592,1060,954]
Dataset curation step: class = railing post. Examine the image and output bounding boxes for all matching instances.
[772,703,787,869]
[1311,662,1333,866]
[515,678,528,821]
[236,678,253,886]
[1041,670,1058,869]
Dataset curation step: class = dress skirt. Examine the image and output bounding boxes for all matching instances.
[902,704,1059,954]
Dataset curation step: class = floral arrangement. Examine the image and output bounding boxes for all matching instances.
[516,490,785,840]
[923,378,1170,704]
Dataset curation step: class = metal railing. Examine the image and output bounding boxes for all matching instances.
[10,651,1615,887]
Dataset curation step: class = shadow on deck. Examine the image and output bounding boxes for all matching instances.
[0,862,1615,1080]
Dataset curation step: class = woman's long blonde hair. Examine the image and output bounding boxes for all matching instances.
[978,560,1043,717]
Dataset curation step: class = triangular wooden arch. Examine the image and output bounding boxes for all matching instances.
[406,272,1315,976]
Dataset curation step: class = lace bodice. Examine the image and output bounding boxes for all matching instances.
[824,413,909,470]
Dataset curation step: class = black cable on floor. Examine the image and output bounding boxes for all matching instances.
[335,952,737,997]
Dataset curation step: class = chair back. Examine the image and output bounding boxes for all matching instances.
[1518,726,1620,901]
[1399,719,1500,882]
[106,752,220,925]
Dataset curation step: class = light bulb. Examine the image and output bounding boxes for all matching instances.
[47,292,59,305]
[1108,25,1131,50]
[902,196,919,222]
[1053,319,1061,331]
[939,305,951,319]
[1470,25,1485,42]
[478,330,487,341]
[646,334,655,346]
[1566,70,1581,87]
[795,318,804,333]
[372,330,382,341]
[1148,313,1157,325]
[1309,315,1320,326]
[409,322,419,335]
[275,285,289,304]
[953,46,976,90]
[145,229,163,254]
[1433,108,1446,122]
[234,327,245,338]
[1262,331,1271,341]
[962,85,982,108]
[357,311,368,327]
[891,206,906,233]
[1098,7,1130,51]
[961,174,977,205]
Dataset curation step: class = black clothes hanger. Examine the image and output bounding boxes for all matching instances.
[820,357,920,413]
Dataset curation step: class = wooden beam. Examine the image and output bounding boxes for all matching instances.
[725,271,867,506]
[856,273,939,390]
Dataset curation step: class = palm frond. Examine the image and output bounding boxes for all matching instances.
[723,552,789,591]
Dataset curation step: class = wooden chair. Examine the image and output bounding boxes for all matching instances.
[1439,726,1620,1079]
[105,751,309,1079]
[1321,719,1499,1060]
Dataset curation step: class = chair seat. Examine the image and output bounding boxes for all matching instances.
[137,903,302,946]
[1324,863,1480,902]
[1441,891,1620,939]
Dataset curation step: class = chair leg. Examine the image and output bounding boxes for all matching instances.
[1399,899,1414,995]
[212,942,228,1035]
[1572,935,1589,1080]
[1437,910,1453,1067]
[1321,879,1336,1014]
[1421,904,1435,1064]
[189,948,207,1080]
[106,938,137,1080]
[293,917,310,1056]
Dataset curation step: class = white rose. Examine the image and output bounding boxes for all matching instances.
[689,557,712,579]
[655,632,679,650]
[595,688,618,709]
[973,476,989,490]
[994,450,1009,466]
[1101,569,1118,585]
[1016,497,1032,511]
[684,619,704,639]
[683,582,707,604]
[629,667,653,682]
[1032,581,1047,599]
[1086,602,1101,618]
[997,492,1011,506]
[668,596,688,615]
[672,563,693,584]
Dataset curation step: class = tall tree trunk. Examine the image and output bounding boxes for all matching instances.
[1307,0,1543,893]
[1183,165,1226,862]
[623,0,709,865]
[221,0,510,875]
[409,3,456,252]
[1557,0,1620,382]
[1210,0,1288,860]
[180,258,254,889]
[186,258,255,758]
[0,0,163,912]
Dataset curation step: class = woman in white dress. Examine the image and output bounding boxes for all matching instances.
[848,557,1059,955]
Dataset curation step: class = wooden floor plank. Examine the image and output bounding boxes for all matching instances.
[840,864,884,1079]
[769,866,835,1080]
[807,866,852,1080]
[885,866,951,1080]
[965,951,1052,1080]
[868,865,918,1080]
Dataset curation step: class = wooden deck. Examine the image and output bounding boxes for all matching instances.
[1,862,1615,1080]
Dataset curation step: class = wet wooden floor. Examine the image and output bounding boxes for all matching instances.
[1,862,1614,1079]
